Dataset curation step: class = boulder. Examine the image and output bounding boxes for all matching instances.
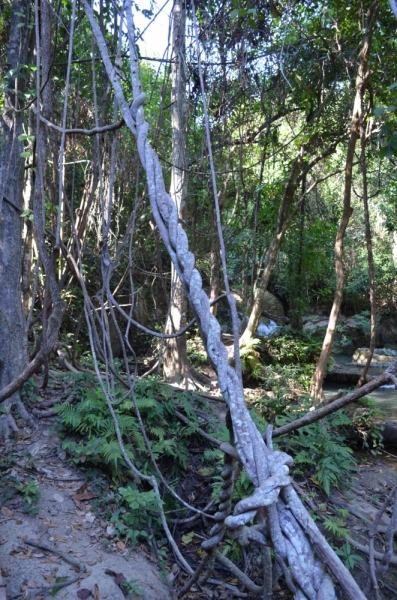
[262,291,285,319]
[376,316,397,347]
[326,363,372,384]
[303,316,330,334]
[352,347,397,365]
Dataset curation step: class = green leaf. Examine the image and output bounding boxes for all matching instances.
[181,531,194,544]
[18,133,35,142]
[20,151,32,158]
[51,577,68,595]
[386,82,397,91]
[373,107,385,118]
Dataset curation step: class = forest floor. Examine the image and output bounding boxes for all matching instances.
[2,380,397,599]
[0,415,173,600]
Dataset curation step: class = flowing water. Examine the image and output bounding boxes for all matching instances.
[256,319,279,337]
[324,354,397,421]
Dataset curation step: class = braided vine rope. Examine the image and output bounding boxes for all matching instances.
[82,2,367,598]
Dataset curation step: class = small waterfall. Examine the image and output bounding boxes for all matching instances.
[219,310,279,337]
[256,319,279,337]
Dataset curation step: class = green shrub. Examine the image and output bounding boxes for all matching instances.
[54,377,202,476]
[275,400,356,496]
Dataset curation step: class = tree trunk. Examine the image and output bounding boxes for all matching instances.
[357,129,377,387]
[163,0,189,382]
[0,0,65,410]
[0,0,31,424]
[310,0,380,400]
[239,156,303,346]
[209,205,220,316]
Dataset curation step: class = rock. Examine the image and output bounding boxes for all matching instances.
[229,290,285,320]
[326,363,372,384]
[376,316,397,347]
[261,291,285,319]
[376,421,397,446]
[352,348,397,365]
[303,317,329,333]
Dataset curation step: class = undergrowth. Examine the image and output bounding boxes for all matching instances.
[0,452,40,514]
[51,359,378,562]
[240,329,323,390]
[253,395,357,496]
[53,373,218,547]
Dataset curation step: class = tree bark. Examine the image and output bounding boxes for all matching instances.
[209,205,220,317]
[0,0,65,409]
[0,0,31,420]
[239,156,303,346]
[163,0,189,382]
[310,0,380,400]
[357,129,377,388]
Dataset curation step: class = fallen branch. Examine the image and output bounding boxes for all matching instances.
[24,539,85,597]
[348,535,397,565]
[273,357,397,438]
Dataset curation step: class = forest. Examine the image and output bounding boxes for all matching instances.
[2,0,397,598]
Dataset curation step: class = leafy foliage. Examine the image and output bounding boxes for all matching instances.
[54,376,203,475]
[262,330,322,365]
[53,374,218,546]
[275,402,356,496]
[110,486,160,548]
[253,395,356,496]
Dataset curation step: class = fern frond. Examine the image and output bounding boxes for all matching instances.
[53,402,75,417]
[127,428,146,452]
[101,440,123,469]
[116,414,139,434]
[148,425,164,440]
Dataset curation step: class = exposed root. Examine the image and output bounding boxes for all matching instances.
[16,398,32,423]
[31,408,56,418]
[0,408,19,441]
[56,349,79,373]
[32,393,74,418]
[0,397,33,441]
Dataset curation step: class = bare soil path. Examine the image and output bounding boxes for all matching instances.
[0,419,173,600]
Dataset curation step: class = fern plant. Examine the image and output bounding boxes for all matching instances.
[54,377,205,476]
[275,402,356,496]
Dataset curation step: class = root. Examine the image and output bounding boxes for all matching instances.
[56,349,79,373]
[0,410,19,441]
[32,393,74,418]
[0,396,33,441]
[16,398,32,423]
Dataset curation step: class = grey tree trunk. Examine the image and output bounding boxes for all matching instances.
[356,129,377,387]
[0,0,65,411]
[0,0,31,430]
[163,0,189,382]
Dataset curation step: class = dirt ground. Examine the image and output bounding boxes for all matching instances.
[0,420,173,600]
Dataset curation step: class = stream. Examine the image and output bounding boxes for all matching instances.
[324,354,397,421]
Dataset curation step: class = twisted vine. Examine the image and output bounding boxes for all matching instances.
[81,1,367,598]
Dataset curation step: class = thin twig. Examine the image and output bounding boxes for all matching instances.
[23,539,85,597]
